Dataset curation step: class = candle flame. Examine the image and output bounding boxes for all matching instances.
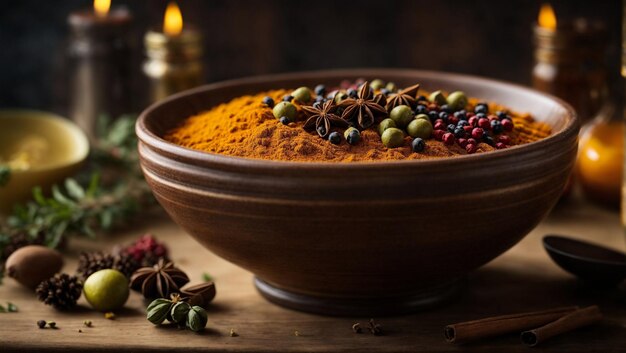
[94,0,111,17]
[164,2,183,36]
[538,3,557,30]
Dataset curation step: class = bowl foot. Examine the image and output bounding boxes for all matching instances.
[254,277,465,316]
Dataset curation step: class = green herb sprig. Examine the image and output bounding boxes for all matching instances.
[0,115,157,269]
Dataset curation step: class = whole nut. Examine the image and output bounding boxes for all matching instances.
[6,245,63,289]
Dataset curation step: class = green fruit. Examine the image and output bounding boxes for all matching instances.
[344,127,361,145]
[378,118,397,135]
[381,128,405,148]
[272,102,297,121]
[291,87,312,103]
[333,91,349,104]
[429,90,447,105]
[447,91,468,111]
[370,79,385,90]
[389,105,414,129]
[83,269,129,312]
[385,82,397,92]
[415,113,429,121]
[407,119,433,139]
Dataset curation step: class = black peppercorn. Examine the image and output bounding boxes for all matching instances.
[328,131,342,145]
[262,96,274,108]
[474,103,489,114]
[347,88,358,99]
[447,124,456,133]
[283,95,294,102]
[314,84,326,96]
[491,120,503,134]
[415,104,428,114]
[279,116,290,125]
[440,104,452,113]
[454,128,465,138]
[411,138,425,152]
[428,111,439,123]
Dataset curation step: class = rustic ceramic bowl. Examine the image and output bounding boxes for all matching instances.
[137,69,578,315]
[0,110,89,213]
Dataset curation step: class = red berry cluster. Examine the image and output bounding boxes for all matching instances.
[121,234,169,267]
[428,103,515,155]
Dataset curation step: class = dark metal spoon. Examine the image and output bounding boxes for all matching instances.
[543,235,626,286]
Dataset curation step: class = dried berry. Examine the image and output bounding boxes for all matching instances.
[36,274,82,310]
[37,320,46,329]
[118,235,169,268]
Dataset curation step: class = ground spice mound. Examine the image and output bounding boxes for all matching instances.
[165,89,551,162]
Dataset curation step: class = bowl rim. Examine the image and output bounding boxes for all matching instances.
[0,109,90,174]
[137,68,579,170]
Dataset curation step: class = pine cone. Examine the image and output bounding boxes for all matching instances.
[36,273,83,309]
[76,251,139,280]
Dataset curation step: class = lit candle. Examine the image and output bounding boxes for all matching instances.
[67,0,133,137]
[532,3,607,123]
[143,2,204,103]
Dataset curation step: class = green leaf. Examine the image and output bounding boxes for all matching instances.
[86,173,100,198]
[7,302,17,312]
[99,210,113,229]
[0,304,5,313]
[65,178,85,200]
[0,165,10,186]
[52,185,75,206]
[32,187,46,205]
[202,273,213,282]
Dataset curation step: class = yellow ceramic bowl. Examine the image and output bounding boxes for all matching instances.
[0,110,90,213]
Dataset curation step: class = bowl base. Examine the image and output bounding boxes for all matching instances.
[254,277,465,316]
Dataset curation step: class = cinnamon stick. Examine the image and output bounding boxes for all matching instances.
[444,306,578,344]
[521,305,602,347]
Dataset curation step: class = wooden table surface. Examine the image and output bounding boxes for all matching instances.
[1,196,625,352]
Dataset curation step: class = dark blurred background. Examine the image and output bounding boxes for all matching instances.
[0,0,621,114]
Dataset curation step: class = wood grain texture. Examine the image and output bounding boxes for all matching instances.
[136,69,579,314]
[0,196,625,352]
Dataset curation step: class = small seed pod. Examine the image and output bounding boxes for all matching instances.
[6,245,63,289]
[186,306,208,332]
[170,301,191,324]
[146,298,173,325]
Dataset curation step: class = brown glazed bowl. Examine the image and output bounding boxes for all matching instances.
[137,69,578,316]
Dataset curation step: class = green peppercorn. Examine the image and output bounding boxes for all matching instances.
[446,91,468,111]
[334,91,349,104]
[407,119,433,139]
[344,127,361,145]
[378,118,397,135]
[389,105,414,129]
[415,113,429,121]
[429,90,447,106]
[370,79,385,90]
[291,87,312,104]
[381,128,405,148]
[186,306,208,332]
[146,298,173,325]
[385,82,397,92]
[272,102,297,121]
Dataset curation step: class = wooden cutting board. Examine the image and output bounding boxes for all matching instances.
[1,196,625,352]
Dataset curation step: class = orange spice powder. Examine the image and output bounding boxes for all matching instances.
[165,90,551,162]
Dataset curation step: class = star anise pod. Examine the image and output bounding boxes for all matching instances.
[339,82,388,129]
[129,258,190,299]
[385,83,420,111]
[302,99,349,138]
